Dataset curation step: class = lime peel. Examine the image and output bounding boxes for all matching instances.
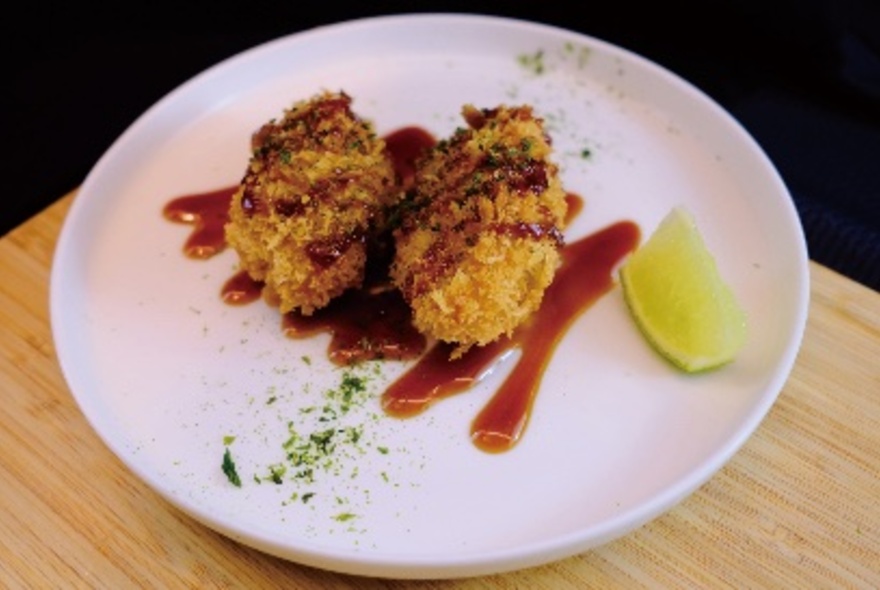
[620,206,747,373]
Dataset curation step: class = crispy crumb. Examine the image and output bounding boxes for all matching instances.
[390,104,568,357]
[224,90,398,315]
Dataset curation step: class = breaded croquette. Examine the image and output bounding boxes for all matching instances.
[389,104,568,357]
[225,90,398,315]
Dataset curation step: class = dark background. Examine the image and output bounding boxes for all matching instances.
[6,1,879,290]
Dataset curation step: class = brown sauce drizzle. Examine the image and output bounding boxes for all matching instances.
[162,125,640,454]
[283,287,426,366]
[305,232,364,268]
[564,192,584,225]
[162,186,236,258]
[221,270,263,305]
[489,221,564,247]
[383,126,436,187]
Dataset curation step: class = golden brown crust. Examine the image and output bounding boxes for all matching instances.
[389,104,568,357]
[224,90,398,315]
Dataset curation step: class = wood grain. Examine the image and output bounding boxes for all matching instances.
[1,192,878,589]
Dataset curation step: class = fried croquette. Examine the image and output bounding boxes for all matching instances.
[224,90,398,315]
[389,104,568,357]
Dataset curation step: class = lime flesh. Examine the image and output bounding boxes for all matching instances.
[620,207,747,373]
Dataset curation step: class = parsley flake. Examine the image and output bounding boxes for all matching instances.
[222,448,242,488]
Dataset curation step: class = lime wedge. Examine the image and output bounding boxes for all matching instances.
[620,206,747,372]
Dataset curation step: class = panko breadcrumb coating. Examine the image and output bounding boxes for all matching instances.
[389,104,568,357]
[225,90,398,315]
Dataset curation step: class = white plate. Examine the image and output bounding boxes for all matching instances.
[50,13,809,579]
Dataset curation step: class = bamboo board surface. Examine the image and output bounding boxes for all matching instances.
[1,191,878,588]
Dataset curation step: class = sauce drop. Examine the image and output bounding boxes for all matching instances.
[564,192,584,226]
[221,269,263,305]
[383,126,436,187]
[162,186,236,258]
[162,125,640,454]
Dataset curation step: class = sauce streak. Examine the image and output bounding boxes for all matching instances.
[283,287,426,366]
[221,270,263,305]
[162,125,639,454]
[162,186,236,258]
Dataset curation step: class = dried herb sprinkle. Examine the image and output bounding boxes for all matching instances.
[221,447,242,487]
[220,364,398,517]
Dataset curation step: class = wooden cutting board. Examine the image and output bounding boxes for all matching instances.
[1,191,878,588]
